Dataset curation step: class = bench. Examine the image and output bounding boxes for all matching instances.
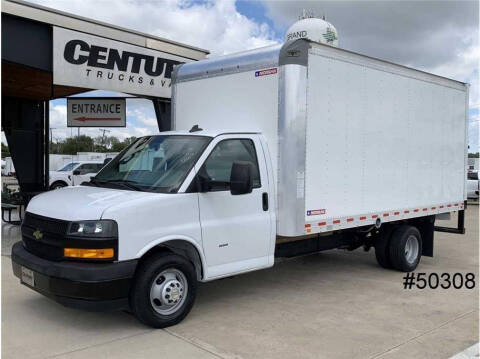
[2,202,23,225]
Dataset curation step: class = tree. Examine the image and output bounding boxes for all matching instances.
[124,136,137,147]
[112,136,136,152]
[58,135,95,155]
[93,136,108,152]
[49,135,136,154]
[468,152,479,158]
[1,142,10,158]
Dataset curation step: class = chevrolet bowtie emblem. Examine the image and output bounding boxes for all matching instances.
[33,229,43,240]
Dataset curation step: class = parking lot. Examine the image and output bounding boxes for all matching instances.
[2,206,478,359]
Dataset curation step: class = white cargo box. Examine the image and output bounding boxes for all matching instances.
[172,39,469,237]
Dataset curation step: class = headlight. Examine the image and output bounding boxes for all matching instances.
[68,220,118,237]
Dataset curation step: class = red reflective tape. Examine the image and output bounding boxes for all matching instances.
[394,211,400,215]
[431,207,436,210]
[414,209,419,212]
[333,219,341,224]
[455,203,459,206]
[360,216,367,220]
[318,221,326,226]
[305,224,311,228]
[372,215,378,219]
[347,218,354,222]
[383,213,389,217]
[439,205,444,208]
[422,208,428,211]
[447,204,452,207]
[404,210,410,214]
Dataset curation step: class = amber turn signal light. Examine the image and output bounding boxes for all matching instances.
[64,248,114,259]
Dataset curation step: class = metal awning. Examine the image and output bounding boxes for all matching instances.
[2,0,209,100]
[1,0,209,198]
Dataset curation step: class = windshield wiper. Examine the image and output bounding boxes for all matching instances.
[86,178,143,191]
[103,180,143,191]
[83,178,103,187]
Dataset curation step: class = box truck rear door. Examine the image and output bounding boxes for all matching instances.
[195,136,271,278]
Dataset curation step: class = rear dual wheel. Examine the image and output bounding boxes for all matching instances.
[375,225,422,272]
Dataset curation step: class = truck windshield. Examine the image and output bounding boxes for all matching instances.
[58,162,79,171]
[90,135,211,193]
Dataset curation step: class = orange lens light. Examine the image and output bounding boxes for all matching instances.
[64,248,114,259]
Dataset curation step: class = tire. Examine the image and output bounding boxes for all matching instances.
[50,181,67,190]
[374,226,395,269]
[130,253,197,328]
[388,225,422,272]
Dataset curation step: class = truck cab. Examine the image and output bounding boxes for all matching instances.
[13,131,275,328]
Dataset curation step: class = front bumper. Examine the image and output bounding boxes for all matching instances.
[11,242,138,311]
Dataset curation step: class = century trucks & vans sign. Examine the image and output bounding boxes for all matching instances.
[67,98,126,127]
[53,27,186,98]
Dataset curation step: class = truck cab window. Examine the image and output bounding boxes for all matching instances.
[76,164,95,174]
[467,172,478,180]
[58,162,79,171]
[201,139,261,191]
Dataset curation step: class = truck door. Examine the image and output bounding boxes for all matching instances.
[194,135,272,278]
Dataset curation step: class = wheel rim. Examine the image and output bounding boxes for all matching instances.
[149,268,188,315]
[404,235,419,264]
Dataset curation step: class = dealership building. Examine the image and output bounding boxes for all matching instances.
[1,0,209,198]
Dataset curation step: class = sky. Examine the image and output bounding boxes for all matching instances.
[3,0,478,151]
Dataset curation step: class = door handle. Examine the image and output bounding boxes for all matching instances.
[262,192,269,211]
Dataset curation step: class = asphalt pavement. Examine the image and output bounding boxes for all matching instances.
[2,206,478,359]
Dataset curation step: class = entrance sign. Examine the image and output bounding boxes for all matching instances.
[67,98,126,127]
[53,27,187,98]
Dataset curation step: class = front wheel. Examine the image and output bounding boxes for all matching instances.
[130,253,197,328]
[50,181,67,190]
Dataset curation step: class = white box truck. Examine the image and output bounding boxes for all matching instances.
[12,39,469,328]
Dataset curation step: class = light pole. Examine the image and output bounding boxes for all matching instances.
[99,129,111,148]
[49,128,56,144]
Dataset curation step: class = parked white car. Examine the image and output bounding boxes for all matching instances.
[49,161,105,189]
[467,171,479,199]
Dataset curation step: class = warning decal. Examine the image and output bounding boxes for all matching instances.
[255,68,277,77]
[307,209,326,216]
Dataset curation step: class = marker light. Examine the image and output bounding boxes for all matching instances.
[64,248,114,259]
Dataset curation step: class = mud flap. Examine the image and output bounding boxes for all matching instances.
[418,218,435,257]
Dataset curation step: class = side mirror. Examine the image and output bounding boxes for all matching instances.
[230,161,253,195]
[72,170,81,175]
